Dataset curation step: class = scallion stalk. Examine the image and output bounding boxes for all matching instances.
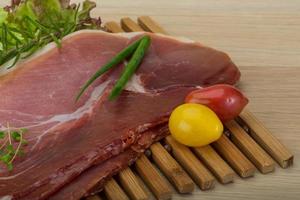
[76,35,151,102]
[108,35,151,100]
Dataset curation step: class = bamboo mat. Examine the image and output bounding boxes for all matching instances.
[0,0,298,199]
[82,16,293,200]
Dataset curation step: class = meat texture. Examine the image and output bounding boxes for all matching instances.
[0,30,240,200]
[50,124,169,200]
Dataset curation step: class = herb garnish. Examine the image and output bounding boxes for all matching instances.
[76,35,151,102]
[109,35,151,100]
[0,0,102,68]
[0,123,28,171]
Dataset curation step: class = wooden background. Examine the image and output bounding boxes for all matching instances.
[1,0,300,199]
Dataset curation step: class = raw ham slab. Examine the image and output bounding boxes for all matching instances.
[50,125,169,200]
[0,30,240,200]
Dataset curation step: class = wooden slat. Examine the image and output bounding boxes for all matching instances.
[238,109,293,168]
[119,168,149,200]
[104,178,129,200]
[137,16,168,34]
[135,155,172,200]
[150,143,195,193]
[86,195,103,200]
[104,21,125,33]
[226,120,275,174]
[165,136,215,190]
[212,135,256,178]
[235,117,251,133]
[193,145,235,184]
[121,17,144,32]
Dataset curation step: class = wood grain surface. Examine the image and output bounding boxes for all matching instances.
[1,0,299,199]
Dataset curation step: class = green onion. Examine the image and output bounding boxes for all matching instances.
[109,36,151,100]
[75,35,150,102]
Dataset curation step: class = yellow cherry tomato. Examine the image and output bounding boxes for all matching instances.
[169,103,223,147]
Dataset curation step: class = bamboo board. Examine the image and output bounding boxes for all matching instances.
[85,16,293,200]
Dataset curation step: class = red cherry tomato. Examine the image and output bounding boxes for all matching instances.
[185,84,248,122]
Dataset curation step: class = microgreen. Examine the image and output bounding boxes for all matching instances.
[0,123,28,171]
[0,131,5,139]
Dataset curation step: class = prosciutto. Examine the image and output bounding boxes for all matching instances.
[0,30,240,200]
[50,124,169,200]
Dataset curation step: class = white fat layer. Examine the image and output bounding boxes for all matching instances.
[125,74,146,93]
[0,30,196,76]
[30,80,110,149]
[47,80,109,124]
[0,196,12,200]
[0,80,110,180]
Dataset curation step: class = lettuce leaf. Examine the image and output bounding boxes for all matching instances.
[0,0,102,68]
[0,8,8,24]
